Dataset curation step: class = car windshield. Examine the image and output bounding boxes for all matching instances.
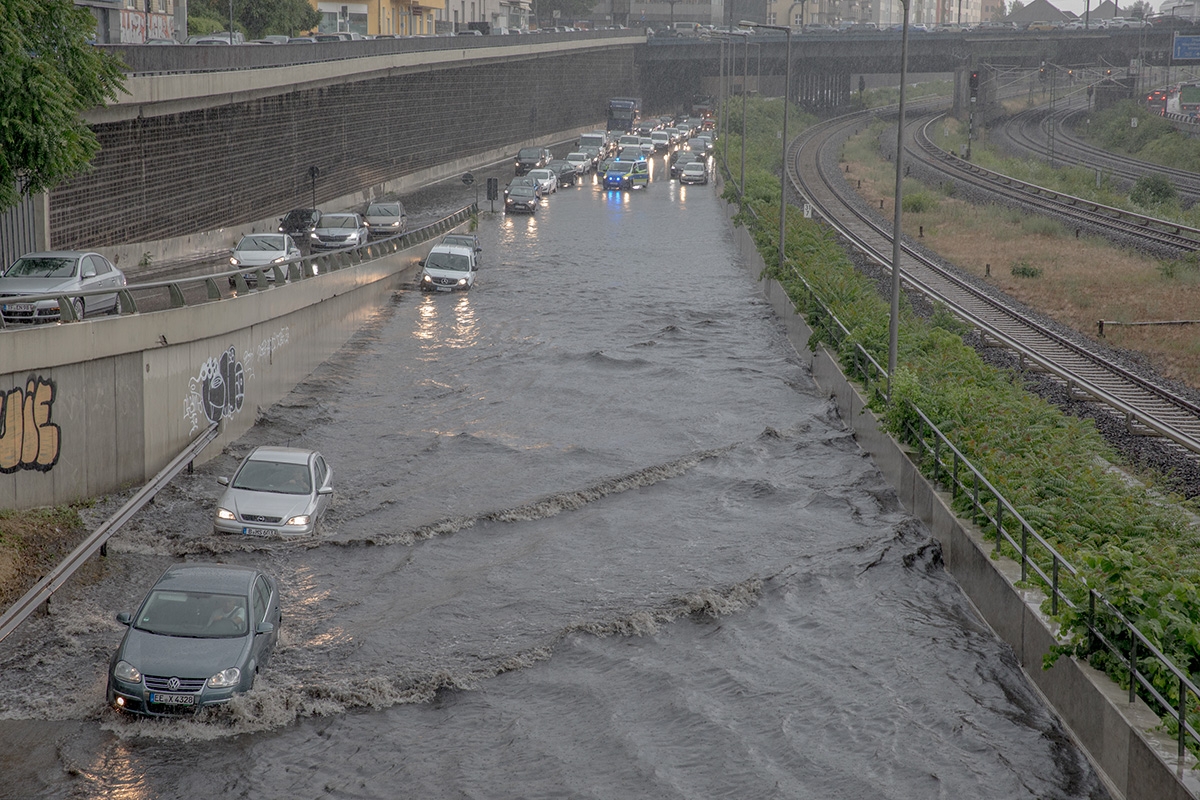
[684,164,704,172]
[232,459,313,494]
[567,153,587,161]
[509,186,536,197]
[425,252,472,271]
[367,203,400,217]
[518,148,542,158]
[134,590,248,638]
[320,215,358,230]
[283,210,315,225]
[529,170,552,180]
[4,257,78,279]
[609,162,634,174]
[236,235,285,252]
[442,236,475,247]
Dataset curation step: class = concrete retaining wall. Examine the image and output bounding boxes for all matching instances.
[723,200,1200,800]
[0,233,436,510]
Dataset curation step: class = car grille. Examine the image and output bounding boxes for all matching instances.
[317,235,348,244]
[145,674,207,692]
[242,513,283,523]
[431,276,459,286]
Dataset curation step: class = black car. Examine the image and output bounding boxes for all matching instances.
[505,184,539,213]
[546,159,578,187]
[514,147,552,175]
[277,208,321,243]
[670,151,702,179]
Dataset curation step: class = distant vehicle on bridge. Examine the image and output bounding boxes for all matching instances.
[1166,84,1200,117]
[607,97,642,132]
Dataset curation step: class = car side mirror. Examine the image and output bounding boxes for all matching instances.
[418,259,425,267]
[256,621,275,635]
[116,612,132,626]
[83,268,96,278]
[317,485,333,496]
[217,476,230,486]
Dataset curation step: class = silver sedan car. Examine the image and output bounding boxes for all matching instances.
[0,251,127,324]
[310,212,369,250]
[214,446,333,538]
[228,233,302,285]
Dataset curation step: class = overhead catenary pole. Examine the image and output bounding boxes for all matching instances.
[887,0,911,396]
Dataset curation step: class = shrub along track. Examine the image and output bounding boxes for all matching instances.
[788,104,1200,490]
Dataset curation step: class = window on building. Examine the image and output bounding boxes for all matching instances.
[766,11,776,23]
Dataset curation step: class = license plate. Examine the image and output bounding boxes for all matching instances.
[150,692,196,706]
[434,286,453,292]
[2,303,33,313]
[242,526,276,537]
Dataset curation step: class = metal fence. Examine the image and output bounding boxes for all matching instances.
[779,252,1200,758]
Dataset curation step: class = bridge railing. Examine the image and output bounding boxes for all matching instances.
[100,30,644,75]
[0,204,477,330]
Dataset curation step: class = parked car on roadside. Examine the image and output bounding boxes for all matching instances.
[363,201,407,237]
[310,212,369,250]
[106,563,282,716]
[0,251,126,324]
[214,446,334,537]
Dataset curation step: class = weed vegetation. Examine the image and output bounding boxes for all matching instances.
[722,95,1200,744]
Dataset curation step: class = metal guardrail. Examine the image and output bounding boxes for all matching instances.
[770,244,1200,758]
[0,204,477,330]
[0,422,220,644]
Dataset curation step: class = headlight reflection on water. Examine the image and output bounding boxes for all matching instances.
[415,292,478,352]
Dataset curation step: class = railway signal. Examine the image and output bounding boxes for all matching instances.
[969,70,979,97]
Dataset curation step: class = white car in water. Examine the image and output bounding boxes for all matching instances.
[527,169,558,195]
[419,243,479,291]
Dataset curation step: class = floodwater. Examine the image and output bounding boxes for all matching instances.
[0,152,1109,799]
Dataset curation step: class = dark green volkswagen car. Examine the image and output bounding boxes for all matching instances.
[107,564,281,716]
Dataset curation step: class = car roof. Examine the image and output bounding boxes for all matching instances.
[246,445,315,465]
[153,564,261,594]
[428,244,475,255]
[13,251,92,259]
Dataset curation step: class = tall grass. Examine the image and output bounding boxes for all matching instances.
[724,97,1200,734]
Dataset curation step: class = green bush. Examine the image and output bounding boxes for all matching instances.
[1011,259,1041,278]
[902,192,938,213]
[1130,173,1177,207]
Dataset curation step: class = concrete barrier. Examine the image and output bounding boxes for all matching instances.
[0,228,447,509]
[722,198,1200,800]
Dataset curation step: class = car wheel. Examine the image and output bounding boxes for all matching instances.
[111,293,123,316]
[72,298,84,321]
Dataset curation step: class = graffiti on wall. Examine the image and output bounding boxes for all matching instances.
[120,10,175,43]
[0,376,61,474]
[184,347,245,434]
[183,329,290,434]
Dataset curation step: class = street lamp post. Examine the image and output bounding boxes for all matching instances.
[740,20,793,275]
[887,0,911,396]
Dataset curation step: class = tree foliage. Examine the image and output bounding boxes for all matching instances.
[190,0,321,39]
[0,0,126,211]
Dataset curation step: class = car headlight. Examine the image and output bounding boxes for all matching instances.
[207,668,241,688]
[230,257,240,266]
[456,278,467,287]
[422,274,433,283]
[272,255,286,264]
[277,226,285,232]
[216,507,236,521]
[284,514,311,526]
[113,660,142,683]
[310,232,319,239]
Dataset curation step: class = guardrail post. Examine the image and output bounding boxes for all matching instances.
[994,502,1004,555]
[1129,637,1138,703]
[168,283,186,307]
[1020,522,1027,582]
[1051,559,1059,615]
[1180,674,1188,758]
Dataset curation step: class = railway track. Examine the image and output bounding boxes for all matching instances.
[908,111,1200,253]
[787,106,1200,458]
[998,103,1200,204]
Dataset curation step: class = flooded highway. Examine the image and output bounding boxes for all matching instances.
[0,152,1109,799]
